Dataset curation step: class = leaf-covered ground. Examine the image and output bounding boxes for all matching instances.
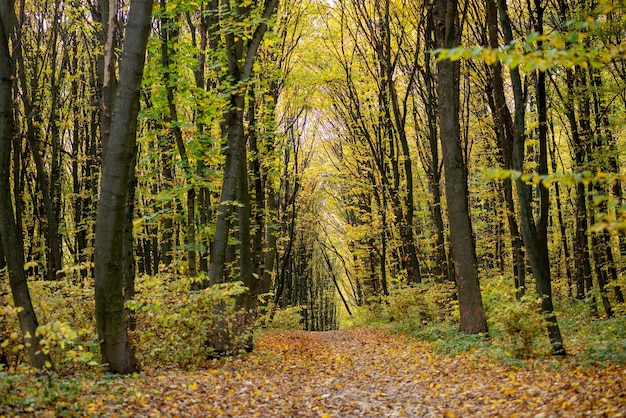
[3,327,626,417]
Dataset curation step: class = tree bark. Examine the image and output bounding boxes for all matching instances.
[0,229,4,271]
[13,40,64,280]
[94,0,152,373]
[123,144,138,330]
[417,16,452,282]
[0,3,52,370]
[499,0,565,355]
[534,0,550,275]
[484,0,525,298]
[435,0,488,334]
[208,0,279,285]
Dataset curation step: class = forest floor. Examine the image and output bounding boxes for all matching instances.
[2,327,626,417]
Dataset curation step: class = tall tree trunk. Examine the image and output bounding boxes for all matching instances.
[499,0,565,355]
[94,0,152,374]
[419,20,451,281]
[247,85,278,298]
[534,0,550,275]
[123,144,138,330]
[378,0,422,284]
[209,96,246,285]
[0,3,52,370]
[484,0,525,298]
[187,8,211,279]
[208,0,278,285]
[378,187,389,297]
[563,68,595,308]
[576,68,598,316]
[435,0,488,334]
[549,122,574,296]
[0,229,4,270]
[591,233,614,317]
[589,66,624,305]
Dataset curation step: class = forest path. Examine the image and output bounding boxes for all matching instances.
[73,327,626,417]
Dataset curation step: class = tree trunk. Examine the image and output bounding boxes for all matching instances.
[548,122,574,297]
[208,0,278,285]
[94,0,152,374]
[209,97,245,285]
[0,229,4,271]
[159,0,197,278]
[484,0,525,298]
[123,144,138,330]
[377,0,422,284]
[589,66,624,305]
[235,120,253,302]
[435,0,488,334]
[591,233,614,317]
[563,68,594,307]
[534,0,550,276]
[498,0,565,355]
[0,5,52,370]
[419,23,451,282]
[158,137,175,269]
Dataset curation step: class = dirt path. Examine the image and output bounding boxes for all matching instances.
[8,328,626,416]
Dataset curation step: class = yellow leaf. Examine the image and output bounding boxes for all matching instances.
[482,49,498,66]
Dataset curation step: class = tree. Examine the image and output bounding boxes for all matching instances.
[435,0,488,334]
[481,0,525,298]
[94,0,153,373]
[497,0,566,355]
[204,0,279,355]
[208,0,279,287]
[414,9,453,282]
[0,0,52,369]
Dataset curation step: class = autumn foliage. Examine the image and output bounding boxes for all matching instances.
[1,327,625,416]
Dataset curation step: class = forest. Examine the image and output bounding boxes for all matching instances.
[1,0,626,414]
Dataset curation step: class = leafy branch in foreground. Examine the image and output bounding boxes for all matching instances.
[434,4,626,71]
[484,168,626,234]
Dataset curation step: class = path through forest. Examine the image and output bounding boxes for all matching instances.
[11,328,626,416]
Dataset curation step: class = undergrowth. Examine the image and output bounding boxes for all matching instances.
[128,274,252,367]
[0,272,259,374]
[354,274,626,368]
[1,267,625,413]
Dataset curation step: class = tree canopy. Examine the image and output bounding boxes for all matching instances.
[1,0,626,413]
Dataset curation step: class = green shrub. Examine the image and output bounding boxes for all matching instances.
[36,321,98,368]
[494,294,548,358]
[579,339,626,366]
[0,305,25,372]
[28,279,100,371]
[385,282,457,332]
[129,274,250,368]
[1,304,100,373]
[268,306,303,330]
[574,316,626,367]
[2,271,261,372]
[345,296,388,328]
[482,275,549,359]
[0,372,18,403]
